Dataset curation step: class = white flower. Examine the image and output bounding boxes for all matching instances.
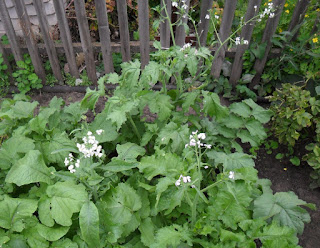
[96,129,104,135]
[75,78,83,86]
[75,159,80,168]
[204,165,209,169]
[182,4,188,10]
[243,40,249,45]
[198,133,206,140]
[87,131,93,136]
[191,184,196,188]
[235,37,241,45]
[254,5,258,11]
[172,1,178,7]
[175,179,181,186]
[205,14,210,19]
[269,13,275,18]
[204,144,212,149]
[215,15,219,19]
[64,158,69,166]
[180,43,192,51]
[228,171,235,180]
[182,176,191,183]
[192,130,198,135]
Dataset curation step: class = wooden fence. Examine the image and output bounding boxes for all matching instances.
[0,0,314,90]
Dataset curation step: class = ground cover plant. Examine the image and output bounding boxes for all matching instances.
[0,53,316,247]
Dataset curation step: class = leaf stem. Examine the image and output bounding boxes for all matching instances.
[127,114,141,141]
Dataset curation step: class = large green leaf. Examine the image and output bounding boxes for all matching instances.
[38,197,55,227]
[208,181,252,230]
[139,153,186,180]
[116,142,145,162]
[139,217,155,247]
[0,196,38,232]
[23,226,50,248]
[36,224,70,242]
[46,181,88,226]
[243,99,273,124]
[6,150,53,186]
[28,108,56,135]
[157,122,189,153]
[229,102,251,118]
[79,201,100,248]
[244,119,267,140]
[89,112,118,143]
[150,225,192,248]
[207,151,255,171]
[202,91,229,120]
[0,101,38,119]
[100,183,141,226]
[0,136,35,170]
[253,191,315,234]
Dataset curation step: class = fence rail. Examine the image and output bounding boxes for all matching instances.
[0,0,313,88]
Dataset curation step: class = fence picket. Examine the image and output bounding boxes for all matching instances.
[95,0,114,74]
[175,0,190,47]
[14,0,46,82]
[250,0,286,89]
[33,0,63,82]
[74,0,97,83]
[210,0,237,78]
[0,0,23,62]
[198,0,214,47]
[52,0,79,78]
[288,0,310,41]
[160,0,172,48]
[229,0,262,87]
[138,0,150,68]
[117,0,131,62]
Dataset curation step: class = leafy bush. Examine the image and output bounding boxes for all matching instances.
[269,83,320,188]
[0,60,315,247]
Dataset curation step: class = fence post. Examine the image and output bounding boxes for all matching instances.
[95,0,114,74]
[210,0,238,79]
[160,0,172,49]
[33,0,63,83]
[116,0,131,62]
[0,0,23,62]
[14,0,46,82]
[249,0,286,89]
[74,0,97,83]
[175,0,190,47]
[229,0,262,87]
[138,0,150,68]
[52,0,79,78]
[198,0,214,47]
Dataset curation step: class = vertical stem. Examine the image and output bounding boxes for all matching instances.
[162,0,176,46]
[127,114,141,140]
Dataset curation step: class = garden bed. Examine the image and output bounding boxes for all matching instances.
[29,91,320,248]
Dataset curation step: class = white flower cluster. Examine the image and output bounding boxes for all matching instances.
[175,174,192,186]
[64,153,80,173]
[185,130,212,149]
[180,43,192,51]
[77,131,104,158]
[235,37,249,45]
[258,2,275,21]
[64,130,104,173]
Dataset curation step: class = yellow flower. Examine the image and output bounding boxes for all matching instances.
[264,2,267,6]
[305,14,309,17]
[313,37,318,43]
[279,28,283,33]
[285,10,289,14]
[268,0,272,2]
[290,49,293,51]
[283,168,287,171]
[284,3,288,7]
[317,8,320,12]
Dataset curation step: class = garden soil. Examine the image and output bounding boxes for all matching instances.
[27,92,320,248]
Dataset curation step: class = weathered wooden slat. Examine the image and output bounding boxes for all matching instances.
[160,0,172,48]
[210,0,237,78]
[250,0,286,89]
[138,0,150,68]
[14,0,46,82]
[198,0,214,47]
[74,0,97,83]
[288,0,310,41]
[175,0,190,47]
[95,0,114,74]
[116,0,131,62]
[0,0,23,62]
[0,41,14,85]
[229,0,262,87]
[52,0,79,78]
[33,0,63,82]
